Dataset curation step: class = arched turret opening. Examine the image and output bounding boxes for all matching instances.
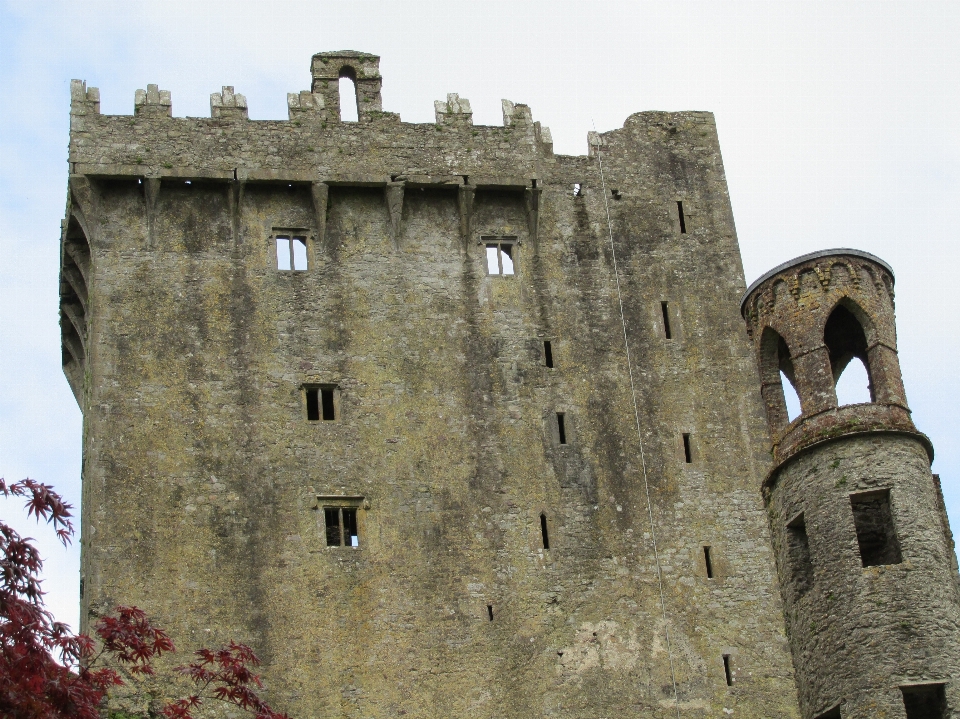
[759,327,799,429]
[338,66,359,122]
[824,301,874,404]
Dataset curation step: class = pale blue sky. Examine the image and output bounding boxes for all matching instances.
[2,0,958,632]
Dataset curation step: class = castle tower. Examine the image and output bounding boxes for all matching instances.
[742,249,960,718]
[62,51,811,718]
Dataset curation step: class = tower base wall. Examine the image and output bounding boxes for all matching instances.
[767,433,960,718]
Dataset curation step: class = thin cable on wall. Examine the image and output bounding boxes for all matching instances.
[593,126,682,719]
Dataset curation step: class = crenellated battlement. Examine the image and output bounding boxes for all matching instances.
[287,90,326,121]
[67,49,558,152]
[434,93,472,125]
[134,84,172,118]
[209,86,248,120]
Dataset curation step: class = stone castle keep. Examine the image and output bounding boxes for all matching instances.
[61,51,960,718]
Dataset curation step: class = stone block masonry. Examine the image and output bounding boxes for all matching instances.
[61,50,958,719]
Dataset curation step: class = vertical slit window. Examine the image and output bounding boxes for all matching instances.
[851,489,902,567]
[544,341,554,368]
[682,433,692,463]
[722,655,732,686]
[703,546,714,578]
[487,604,494,621]
[557,413,567,445]
[661,301,672,339]
[677,201,687,233]
[540,514,550,550]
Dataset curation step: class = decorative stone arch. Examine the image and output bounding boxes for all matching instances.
[822,297,876,403]
[758,326,798,430]
[336,64,359,122]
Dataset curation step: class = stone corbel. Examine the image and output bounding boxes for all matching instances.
[226,179,245,249]
[524,185,541,242]
[69,176,101,245]
[385,181,405,250]
[61,302,87,350]
[458,184,476,250]
[144,178,161,248]
[311,181,329,251]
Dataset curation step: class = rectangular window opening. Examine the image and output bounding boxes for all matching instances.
[544,341,554,368]
[306,385,338,421]
[487,604,494,621]
[901,683,947,719]
[722,654,732,686]
[292,237,308,270]
[851,489,902,567]
[321,387,336,421]
[324,506,360,548]
[540,514,551,550]
[661,301,672,339]
[557,413,567,445]
[276,235,308,271]
[677,201,687,234]
[682,433,692,463]
[703,546,714,579]
[500,243,514,274]
[484,239,516,276]
[342,508,359,547]
[306,388,320,421]
[324,508,342,547]
[786,514,814,597]
[276,237,292,270]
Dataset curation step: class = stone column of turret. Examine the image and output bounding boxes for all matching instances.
[742,249,960,719]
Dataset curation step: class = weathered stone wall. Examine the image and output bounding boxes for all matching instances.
[64,52,801,718]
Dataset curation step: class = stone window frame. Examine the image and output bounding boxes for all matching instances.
[271,227,314,272]
[481,235,519,276]
[316,495,367,549]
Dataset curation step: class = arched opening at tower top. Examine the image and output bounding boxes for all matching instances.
[781,371,801,421]
[338,66,359,122]
[824,302,874,405]
[759,327,801,428]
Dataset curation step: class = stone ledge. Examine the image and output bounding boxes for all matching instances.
[765,402,934,488]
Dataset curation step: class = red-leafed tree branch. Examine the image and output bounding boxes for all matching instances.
[0,478,289,719]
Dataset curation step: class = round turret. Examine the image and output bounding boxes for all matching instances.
[743,249,960,719]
